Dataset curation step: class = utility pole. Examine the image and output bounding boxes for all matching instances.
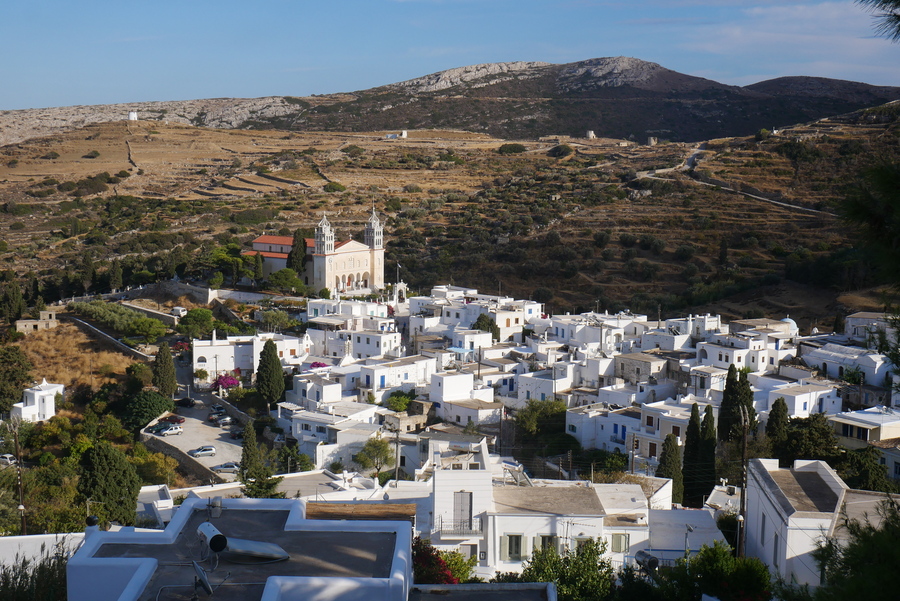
[737,404,749,558]
[393,426,401,486]
[13,426,26,535]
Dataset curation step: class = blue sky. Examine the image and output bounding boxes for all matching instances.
[1,1,897,110]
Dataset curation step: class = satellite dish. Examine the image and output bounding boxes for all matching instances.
[192,561,214,596]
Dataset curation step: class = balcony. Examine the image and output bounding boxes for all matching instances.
[434,516,482,537]
[610,435,625,445]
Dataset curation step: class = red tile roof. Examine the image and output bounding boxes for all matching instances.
[253,235,294,246]
[242,250,289,259]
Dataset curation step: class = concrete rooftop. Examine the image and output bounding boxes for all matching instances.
[92,508,397,601]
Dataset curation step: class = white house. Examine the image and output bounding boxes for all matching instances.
[192,331,310,381]
[359,355,438,403]
[745,458,896,587]
[12,379,62,423]
[566,404,642,454]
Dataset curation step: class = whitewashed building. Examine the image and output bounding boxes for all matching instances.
[12,378,62,423]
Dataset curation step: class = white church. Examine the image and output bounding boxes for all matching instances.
[246,210,385,296]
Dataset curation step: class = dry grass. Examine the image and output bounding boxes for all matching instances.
[15,322,137,390]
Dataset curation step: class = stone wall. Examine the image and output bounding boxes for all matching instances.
[140,434,226,485]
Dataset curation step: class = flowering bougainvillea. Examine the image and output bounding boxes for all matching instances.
[412,537,457,584]
[214,374,240,390]
[310,362,328,369]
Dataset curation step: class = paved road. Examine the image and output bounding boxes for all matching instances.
[143,357,243,481]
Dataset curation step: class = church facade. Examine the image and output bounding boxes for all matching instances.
[246,211,385,295]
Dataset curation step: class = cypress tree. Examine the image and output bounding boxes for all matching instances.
[737,370,758,435]
[108,260,123,291]
[152,343,177,398]
[718,365,740,442]
[766,396,789,461]
[655,434,683,504]
[239,420,284,498]
[256,339,285,409]
[79,441,142,525]
[253,252,264,283]
[682,403,704,507]
[701,405,718,498]
[287,229,307,274]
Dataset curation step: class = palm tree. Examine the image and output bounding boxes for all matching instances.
[857,1,900,41]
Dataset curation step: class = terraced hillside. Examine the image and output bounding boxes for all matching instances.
[0,106,896,329]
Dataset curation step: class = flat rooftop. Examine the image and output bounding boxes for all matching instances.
[769,469,839,513]
[492,484,604,515]
[94,508,397,601]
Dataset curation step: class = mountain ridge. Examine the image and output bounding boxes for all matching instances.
[2,57,899,145]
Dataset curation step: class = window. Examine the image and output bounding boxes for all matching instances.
[646,416,654,427]
[672,425,680,437]
[501,534,523,561]
[316,426,326,434]
[469,463,479,470]
[842,423,851,437]
[803,402,807,411]
[894,463,900,477]
[279,351,284,358]
[649,442,657,458]
[610,533,630,553]
[302,423,311,431]
[452,463,463,470]
[290,348,296,356]
[539,535,558,550]
[456,415,461,423]
[568,424,577,433]
[400,456,406,467]
[760,513,766,544]
[773,533,779,569]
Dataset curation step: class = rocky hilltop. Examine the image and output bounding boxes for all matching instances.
[3,57,900,145]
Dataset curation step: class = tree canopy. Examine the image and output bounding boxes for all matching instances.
[856,0,900,41]
[0,344,33,414]
[256,339,285,408]
[78,441,142,526]
[239,420,284,498]
[471,313,500,341]
[655,433,683,504]
[151,344,177,398]
[176,308,214,338]
[118,390,174,432]
[354,436,394,477]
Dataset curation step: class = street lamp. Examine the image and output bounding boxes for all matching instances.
[736,514,745,557]
[684,524,695,557]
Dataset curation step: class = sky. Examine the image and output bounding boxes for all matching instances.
[1,0,898,111]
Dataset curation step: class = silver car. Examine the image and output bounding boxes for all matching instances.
[188,446,217,458]
[212,462,240,474]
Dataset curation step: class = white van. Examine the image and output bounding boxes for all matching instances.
[171,307,188,318]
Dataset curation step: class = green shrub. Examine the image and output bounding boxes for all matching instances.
[498,143,526,155]
[83,150,100,159]
[548,144,573,158]
[9,222,25,230]
[41,151,60,160]
[323,182,346,192]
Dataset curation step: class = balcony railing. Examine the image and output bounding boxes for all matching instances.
[434,516,482,536]
[610,435,625,445]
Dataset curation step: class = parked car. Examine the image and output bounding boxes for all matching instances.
[0,454,17,467]
[158,425,183,436]
[217,416,234,427]
[146,423,170,434]
[229,428,244,440]
[176,397,198,408]
[160,415,186,424]
[188,446,217,458]
[210,404,226,414]
[208,412,228,423]
[212,462,240,474]
[171,307,188,318]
